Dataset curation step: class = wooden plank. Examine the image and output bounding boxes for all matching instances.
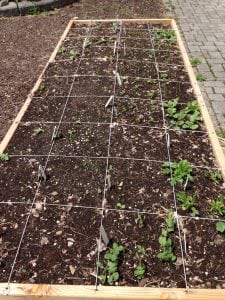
[0,19,74,154]
[71,18,172,25]
[171,19,225,180]
[0,284,225,300]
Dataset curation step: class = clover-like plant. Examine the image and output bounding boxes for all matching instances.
[0,153,9,161]
[134,245,146,280]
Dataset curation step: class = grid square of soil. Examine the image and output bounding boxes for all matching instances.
[44,60,80,77]
[22,96,66,123]
[158,64,189,83]
[118,48,155,62]
[169,130,214,167]
[83,46,115,59]
[155,49,183,65]
[114,97,163,127]
[99,210,185,287]
[36,157,105,207]
[51,123,109,157]
[161,81,195,103]
[71,76,115,97]
[117,77,160,100]
[0,157,43,204]
[11,206,101,284]
[117,60,157,79]
[119,37,151,49]
[121,28,150,39]
[34,77,74,98]
[62,96,112,123]
[172,167,225,218]
[0,203,31,283]
[110,126,167,161]
[78,58,116,76]
[55,45,82,61]
[7,123,55,156]
[105,159,174,211]
[182,218,225,288]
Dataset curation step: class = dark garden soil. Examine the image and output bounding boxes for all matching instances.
[0,0,165,141]
[1,19,225,290]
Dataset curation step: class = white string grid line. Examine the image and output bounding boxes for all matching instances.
[147,24,189,290]
[42,74,191,85]
[2,201,225,224]
[31,95,201,107]
[94,21,122,290]
[18,120,210,135]
[7,154,222,172]
[55,57,187,69]
[4,23,94,294]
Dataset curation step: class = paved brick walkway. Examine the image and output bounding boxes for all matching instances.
[164,0,225,130]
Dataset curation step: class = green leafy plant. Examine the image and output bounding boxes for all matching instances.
[99,243,124,284]
[27,5,40,15]
[0,153,9,161]
[33,127,44,135]
[69,50,77,60]
[190,57,201,67]
[116,203,126,210]
[217,130,225,138]
[164,98,201,130]
[83,39,93,49]
[67,129,75,143]
[152,29,176,44]
[157,212,176,262]
[134,245,146,280]
[209,195,225,216]
[208,170,222,184]
[176,192,199,215]
[58,46,66,54]
[135,213,145,228]
[216,221,225,233]
[162,160,194,186]
[196,74,206,82]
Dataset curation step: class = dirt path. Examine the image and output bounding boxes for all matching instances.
[0,0,164,140]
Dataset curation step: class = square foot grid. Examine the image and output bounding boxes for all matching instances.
[2,20,225,289]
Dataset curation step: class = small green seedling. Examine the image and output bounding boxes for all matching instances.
[209,194,225,216]
[112,22,119,33]
[69,50,77,60]
[216,221,225,233]
[152,29,176,44]
[176,192,199,216]
[95,37,107,45]
[0,153,9,161]
[116,203,126,210]
[157,212,176,263]
[135,213,145,228]
[83,39,93,49]
[134,245,146,280]
[190,57,201,67]
[217,130,225,138]
[208,170,222,184]
[162,160,194,186]
[99,243,124,284]
[67,129,75,143]
[196,74,206,82]
[58,46,66,54]
[33,127,44,135]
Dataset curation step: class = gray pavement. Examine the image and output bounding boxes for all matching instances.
[164,0,225,130]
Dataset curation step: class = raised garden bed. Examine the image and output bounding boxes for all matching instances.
[1,19,225,299]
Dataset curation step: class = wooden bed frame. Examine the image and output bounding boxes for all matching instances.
[0,18,225,300]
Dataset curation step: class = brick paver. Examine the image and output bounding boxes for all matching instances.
[164,0,225,130]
